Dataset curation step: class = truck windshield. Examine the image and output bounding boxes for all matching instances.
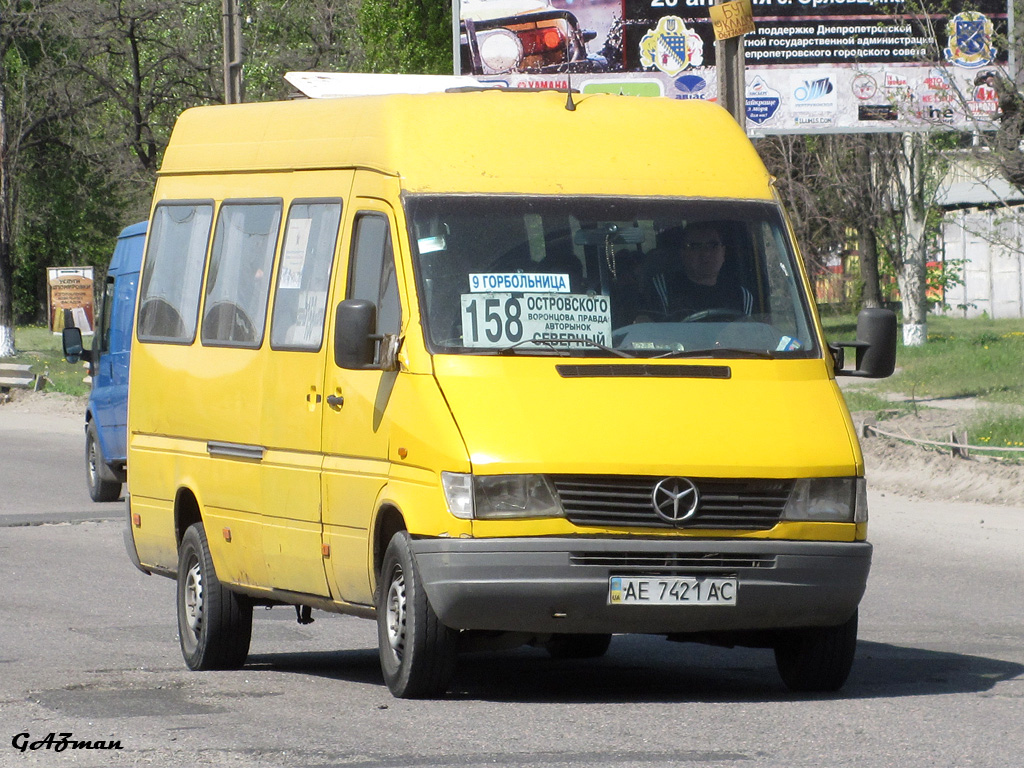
[407,196,818,359]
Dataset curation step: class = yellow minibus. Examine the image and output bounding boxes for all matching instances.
[125,83,895,698]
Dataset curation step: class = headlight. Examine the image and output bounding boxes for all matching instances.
[782,477,867,523]
[441,473,564,520]
[478,29,524,74]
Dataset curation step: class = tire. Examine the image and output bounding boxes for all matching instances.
[376,531,457,698]
[773,609,858,693]
[176,523,252,671]
[85,422,121,502]
[545,633,613,660]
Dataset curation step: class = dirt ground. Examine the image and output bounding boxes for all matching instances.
[853,405,1024,508]
[3,388,1023,508]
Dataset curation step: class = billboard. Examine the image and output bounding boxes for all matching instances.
[454,0,1010,133]
[47,267,95,335]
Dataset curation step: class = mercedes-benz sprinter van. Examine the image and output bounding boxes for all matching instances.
[123,85,895,698]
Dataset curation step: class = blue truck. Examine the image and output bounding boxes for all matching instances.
[64,222,147,501]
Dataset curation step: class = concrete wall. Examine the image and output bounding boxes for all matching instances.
[940,210,1024,319]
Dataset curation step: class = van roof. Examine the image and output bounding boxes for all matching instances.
[109,221,147,276]
[160,90,773,200]
[118,221,148,239]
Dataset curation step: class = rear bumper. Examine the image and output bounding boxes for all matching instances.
[411,536,871,635]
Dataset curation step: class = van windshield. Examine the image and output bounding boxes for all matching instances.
[407,196,819,359]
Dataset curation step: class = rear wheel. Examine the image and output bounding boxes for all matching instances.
[376,531,457,698]
[177,523,252,670]
[773,610,858,693]
[85,422,121,502]
[544,633,613,659]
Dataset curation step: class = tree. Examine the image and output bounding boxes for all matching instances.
[359,0,452,74]
[876,133,948,346]
[0,3,75,354]
[243,0,364,99]
[758,135,887,311]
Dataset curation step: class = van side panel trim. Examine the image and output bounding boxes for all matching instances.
[206,441,266,461]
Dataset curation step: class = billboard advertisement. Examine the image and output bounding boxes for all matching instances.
[47,267,95,335]
[455,0,1010,133]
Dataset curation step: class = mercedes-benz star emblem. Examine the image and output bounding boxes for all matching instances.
[651,477,700,525]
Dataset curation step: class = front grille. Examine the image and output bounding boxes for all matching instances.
[551,475,793,530]
[569,551,776,571]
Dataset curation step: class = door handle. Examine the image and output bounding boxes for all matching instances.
[326,394,344,408]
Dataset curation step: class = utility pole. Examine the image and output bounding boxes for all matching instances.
[710,0,753,129]
[716,34,745,128]
[452,0,462,75]
[222,0,243,104]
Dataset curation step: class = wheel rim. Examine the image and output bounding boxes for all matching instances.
[183,557,204,642]
[87,435,99,488]
[385,565,407,661]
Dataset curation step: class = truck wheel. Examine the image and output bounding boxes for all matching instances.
[545,633,613,659]
[376,531,457,698]
[86,422,121,502]
[177,523,252,670]
[773,609,858,693]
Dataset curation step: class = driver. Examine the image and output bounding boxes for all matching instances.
[643,221,753,320]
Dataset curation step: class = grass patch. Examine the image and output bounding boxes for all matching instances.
[839,389,918,419]
[1,326,91,397]
[967,409,1024,463]
[824,314,1024,407]
[892,317,1024,406]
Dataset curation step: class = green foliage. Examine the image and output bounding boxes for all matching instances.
[359,0,452,74]
[242,1,364,100]
[838,390,918,419]
[12,141,128,324]
[968,409,1024,461]
[893,319,1024,404]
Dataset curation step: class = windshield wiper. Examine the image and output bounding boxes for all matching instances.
[653,347,776,360]
[495,337,635,357]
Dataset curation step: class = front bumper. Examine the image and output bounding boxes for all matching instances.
[411,536,872,635]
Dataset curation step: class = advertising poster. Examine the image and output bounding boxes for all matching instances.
[47,267,95,335]
[455,0,1009,133]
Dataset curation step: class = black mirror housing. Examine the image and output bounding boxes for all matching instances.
[831,308,897,379]
[61,327,91,366]
[334,299,379,370]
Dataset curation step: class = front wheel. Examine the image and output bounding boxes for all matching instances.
[376,531,457,698]
[177,523,252,670]
[773,609,858,693]
[85,422,121,502]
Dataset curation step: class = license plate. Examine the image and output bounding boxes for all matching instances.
[609,576,737,606]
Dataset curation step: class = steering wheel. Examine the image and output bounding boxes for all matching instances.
[681,308,746,323]
[204,302,256,344]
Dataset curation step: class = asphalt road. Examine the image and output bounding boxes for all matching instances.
[1,406,1023,767]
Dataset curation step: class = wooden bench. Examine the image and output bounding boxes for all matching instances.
[0,363,41,402]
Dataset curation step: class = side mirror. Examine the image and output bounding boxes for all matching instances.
[831,308,897,379]
[334,299,380,370]
[62,327,91,366]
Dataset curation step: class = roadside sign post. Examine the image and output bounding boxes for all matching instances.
[711,0,754,127]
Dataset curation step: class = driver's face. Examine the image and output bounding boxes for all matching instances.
[680,227,724,286]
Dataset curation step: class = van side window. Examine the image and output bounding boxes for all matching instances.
[348,213,401,337]
[98,277,115,355]
[137,203,213,343]
[202,201,282,348]
[270,200,343,351]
